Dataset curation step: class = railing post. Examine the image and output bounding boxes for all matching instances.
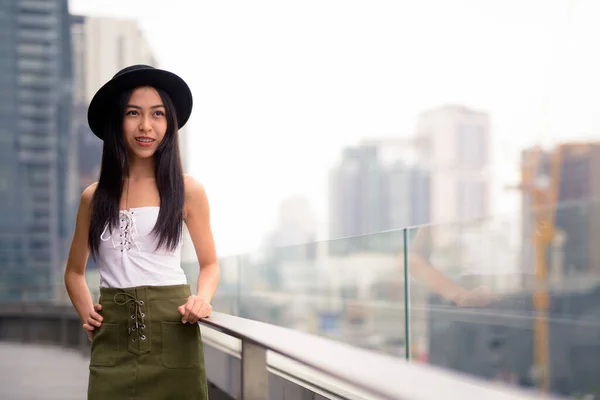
[241,340,269,400]
[235,255,242,316]
[403,228,410,361]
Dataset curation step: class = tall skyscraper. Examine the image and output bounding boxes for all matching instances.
[413,106,492,276]
[71,15,157,103]
[328,141,430,254]
[266,195,317,248]
[416,105,491,224]
[329,144,388,239]
[0,0,73,299]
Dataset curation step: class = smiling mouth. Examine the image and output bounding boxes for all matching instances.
[135,137,155,143]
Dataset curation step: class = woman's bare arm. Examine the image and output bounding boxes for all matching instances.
[178,175,220,324]
[184,176,220,302]
[64,183,102,336]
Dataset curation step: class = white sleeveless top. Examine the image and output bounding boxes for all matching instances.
[97,206,188,288]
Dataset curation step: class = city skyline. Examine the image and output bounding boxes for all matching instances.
[69,0,600,256]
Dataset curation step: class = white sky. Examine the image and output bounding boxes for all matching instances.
[70,0,600,256]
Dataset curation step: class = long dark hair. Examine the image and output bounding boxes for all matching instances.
[88,86,185,260]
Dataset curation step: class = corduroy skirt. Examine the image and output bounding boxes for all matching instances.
[87,284,208,400]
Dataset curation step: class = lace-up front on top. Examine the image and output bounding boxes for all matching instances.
[97,207,187,289]
[101,210,140,252]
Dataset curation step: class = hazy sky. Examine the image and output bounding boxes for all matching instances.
[70,0,600,256]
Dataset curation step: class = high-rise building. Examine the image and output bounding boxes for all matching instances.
[0,0,73,299]
[266,195,317,248]
[71,15,157,104]
[413,106,492,277]
[388,161,431,229]
[260,196,318,290]
[329,144,388,239]
[416,105,491,224]
[328,141,430,254]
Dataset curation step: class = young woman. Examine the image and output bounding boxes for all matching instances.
[64,65,220,399]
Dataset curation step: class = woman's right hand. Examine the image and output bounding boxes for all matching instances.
[83,303,103,342]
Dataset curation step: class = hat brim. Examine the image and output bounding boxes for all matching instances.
[87,68,193,140]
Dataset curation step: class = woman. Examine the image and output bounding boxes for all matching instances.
[64,65,220,400]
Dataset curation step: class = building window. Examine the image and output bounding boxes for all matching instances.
[457,180,486,220]
[18,58,48,71]
[457,124,486,168]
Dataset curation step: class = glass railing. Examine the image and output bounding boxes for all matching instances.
[1,198,599,398]
[404,198,600,399]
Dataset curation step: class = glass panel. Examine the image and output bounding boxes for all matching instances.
[407,199,600,397]
[210,254,241,315]
[232,230,408,356]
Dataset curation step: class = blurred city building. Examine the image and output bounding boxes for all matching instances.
[266,195,317,249]
[257,196,319,299]
[415,105,493,277]
[328,140,430,255]
[0,0,73,300]
[416,105,491,223]
[328,105,491,248]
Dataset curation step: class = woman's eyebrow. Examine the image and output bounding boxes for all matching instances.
[125,104,165,109]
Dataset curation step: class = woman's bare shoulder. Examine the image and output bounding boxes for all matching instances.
[81,182,98,206]
[183,175,209,218]
[183,174,206,199]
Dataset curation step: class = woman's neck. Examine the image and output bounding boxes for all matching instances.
[127,156,155,181]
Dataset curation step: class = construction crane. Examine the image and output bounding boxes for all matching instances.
[508,143,564,392]
[510,141,595,392]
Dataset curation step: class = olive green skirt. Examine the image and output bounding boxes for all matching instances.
[88,284,208,400]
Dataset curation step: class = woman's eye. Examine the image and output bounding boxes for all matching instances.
[126,110,139,116]
[154,111,165,117]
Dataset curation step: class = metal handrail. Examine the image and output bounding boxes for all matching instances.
[200,312,563,400]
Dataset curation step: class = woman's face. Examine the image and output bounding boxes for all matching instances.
[122,86,167,160]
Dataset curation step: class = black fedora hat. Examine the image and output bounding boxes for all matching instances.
[87,64,193,140]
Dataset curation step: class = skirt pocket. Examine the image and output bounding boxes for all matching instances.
[160,321,200,369]
[90,323,120,367]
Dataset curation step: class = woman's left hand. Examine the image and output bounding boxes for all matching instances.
[177,295,213,324]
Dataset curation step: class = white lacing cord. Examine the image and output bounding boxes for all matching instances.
[100,210,140,252]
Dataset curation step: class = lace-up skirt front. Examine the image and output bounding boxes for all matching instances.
[88,284,208,400]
